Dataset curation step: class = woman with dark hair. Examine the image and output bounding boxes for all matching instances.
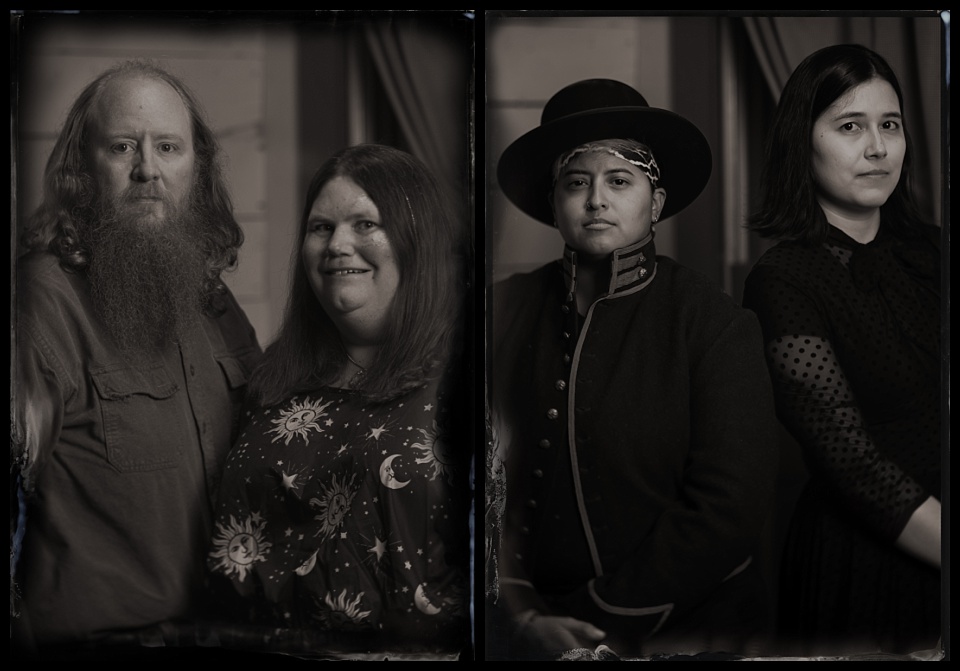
[742,44,941,656]
[489,79,779,660]
[206,144,472,658]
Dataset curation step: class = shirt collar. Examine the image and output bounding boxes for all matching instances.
[561,233,657,298]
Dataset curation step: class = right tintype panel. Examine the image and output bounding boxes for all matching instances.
[483,10,946,662]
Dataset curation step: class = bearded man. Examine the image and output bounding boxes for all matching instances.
[12,60,262,658]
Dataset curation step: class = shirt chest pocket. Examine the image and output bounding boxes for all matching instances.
[90,365,190,473]
[214,352,254,445]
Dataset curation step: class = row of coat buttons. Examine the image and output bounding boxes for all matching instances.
[520,297,576,559]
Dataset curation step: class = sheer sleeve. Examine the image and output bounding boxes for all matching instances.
[745,269,929,542]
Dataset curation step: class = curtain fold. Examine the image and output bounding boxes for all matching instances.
[364,20,470,214]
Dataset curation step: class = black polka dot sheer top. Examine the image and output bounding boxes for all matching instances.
[743,220,941,543]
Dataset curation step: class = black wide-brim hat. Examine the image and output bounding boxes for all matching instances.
[497,78,712,225]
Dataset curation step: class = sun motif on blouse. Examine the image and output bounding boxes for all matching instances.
[309,472,359,539]
[411,421,457,485]
[268,397,334,446]
[209,513,273,583]
[313,588,372,629]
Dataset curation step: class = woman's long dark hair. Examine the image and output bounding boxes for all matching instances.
[249,144,468,406]
[747,43,928,243]
[20,59,242,315]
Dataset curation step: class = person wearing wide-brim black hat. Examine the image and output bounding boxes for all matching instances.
[487,79,780,660]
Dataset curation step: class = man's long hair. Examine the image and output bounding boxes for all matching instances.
[249,144,469,406]
[747,43,928,244]
[20,59,242,315]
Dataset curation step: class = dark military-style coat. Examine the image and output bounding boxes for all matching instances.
[489,236,779,657]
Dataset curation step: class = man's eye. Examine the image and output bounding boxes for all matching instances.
[158,143,177,153]
[111,142,133,153]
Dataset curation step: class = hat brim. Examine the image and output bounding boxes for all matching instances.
[497,106,712,225]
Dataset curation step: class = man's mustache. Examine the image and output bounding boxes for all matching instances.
[121,184,169,202]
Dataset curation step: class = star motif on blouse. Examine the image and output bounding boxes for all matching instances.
[336,444,348,455]
[369,424,388,440]
[404,561,412,570]
[298,534,304,541]
[245,477,252,484]
[340,531,347,539]
[402,586,409,593]
[251,511,263,524]
[397,545,404,553]
[277,460,283,466]
[325,419,334,426]
[280,471,299,491]
[424,404,433,411]
[417,548,423,556]
[369,537,388,561]
[284,528,293,537]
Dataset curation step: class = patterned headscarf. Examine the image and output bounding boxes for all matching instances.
[551,138,661,189]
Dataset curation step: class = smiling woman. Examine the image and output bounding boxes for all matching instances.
[301,175,401,359]
[204,144,473,658]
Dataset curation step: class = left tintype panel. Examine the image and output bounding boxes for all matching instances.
[11,10,477,662]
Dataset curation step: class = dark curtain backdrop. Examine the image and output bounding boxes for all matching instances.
[364,18,474,232]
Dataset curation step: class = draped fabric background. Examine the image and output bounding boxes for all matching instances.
[741,15,943,227]
[365,20,474,229]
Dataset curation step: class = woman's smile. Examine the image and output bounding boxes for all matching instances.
[302,176,400,331]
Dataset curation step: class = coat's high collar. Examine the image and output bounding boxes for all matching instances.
[561,233,658,298]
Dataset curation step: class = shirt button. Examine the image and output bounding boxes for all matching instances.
[538,439,551,449]
[561,304,570,314]
[546,408,558,420]
[525,499,537,509]
[521,526,531,536]
[532,469,544,478]
[555,379,567,391]
[562,331,570,340]
[563,354,571,364]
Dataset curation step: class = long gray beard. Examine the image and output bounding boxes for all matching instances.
[85,189,210,355]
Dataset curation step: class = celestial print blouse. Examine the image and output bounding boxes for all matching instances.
[206,373,471,658]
